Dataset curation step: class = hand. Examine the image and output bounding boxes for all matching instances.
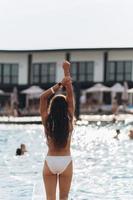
[61,76,72,87]
[63,61,70,76]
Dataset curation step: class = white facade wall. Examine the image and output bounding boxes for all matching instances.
[0,53,28,84]
[71,51,104,82]
[109,50,133,60]
[32,52,65,82]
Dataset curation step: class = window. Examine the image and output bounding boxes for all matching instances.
[71,61,94,81]
[106,62,115,81]
[31,63,56,84]
[125,61,132,80]
[0,63,18,84]
[71,63,77,81]
[32,64,40,84]
[106,61,132,81]
[0,64,2,83]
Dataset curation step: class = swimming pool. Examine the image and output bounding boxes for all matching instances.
[0,121,133,200]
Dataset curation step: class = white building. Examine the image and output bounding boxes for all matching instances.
[0,48,133,109]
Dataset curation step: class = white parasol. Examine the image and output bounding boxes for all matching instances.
[84,83,111,93]
[21,85,44,108]
[0,89,4,94]
[21,85,44,94]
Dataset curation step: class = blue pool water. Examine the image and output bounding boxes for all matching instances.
[0,121,133,200]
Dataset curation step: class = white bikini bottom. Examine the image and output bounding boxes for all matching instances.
[45,155,72,175]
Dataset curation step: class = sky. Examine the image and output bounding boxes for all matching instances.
[0,0,133,50]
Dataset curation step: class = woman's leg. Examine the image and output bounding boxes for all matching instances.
[59,161,73,200]
[43,161,57,200]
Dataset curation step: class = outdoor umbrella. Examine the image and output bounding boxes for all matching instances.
[0,89,4,94]
[84,83,111,93]
[21,85,44,108]
[84,83,111,104]
[128,88,133,93]
[21,85,44,94]
[111,83,124,103]
[111,83,124,93]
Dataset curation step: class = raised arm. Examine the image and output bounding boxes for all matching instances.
[62,61,75,119]
[40,83,62,124]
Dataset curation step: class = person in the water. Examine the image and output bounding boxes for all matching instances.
[113,129,120,140]
[128,130,133,139]
[16,144,27,156]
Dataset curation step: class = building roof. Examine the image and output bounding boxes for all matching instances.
[1,47,133,53]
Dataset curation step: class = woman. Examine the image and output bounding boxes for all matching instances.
[128,130,133,139]
[40,61,75,200]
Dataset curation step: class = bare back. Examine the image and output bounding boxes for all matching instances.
[44,118,73,156]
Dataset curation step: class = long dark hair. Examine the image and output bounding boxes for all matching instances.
[46,95,69,148]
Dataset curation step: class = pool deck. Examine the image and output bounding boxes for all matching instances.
[0,116,41,124]
[0,114,133,124]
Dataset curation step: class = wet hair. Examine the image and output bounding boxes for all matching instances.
[16,148,22,156]
[46,95,69,148]
[116,129,120,134]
